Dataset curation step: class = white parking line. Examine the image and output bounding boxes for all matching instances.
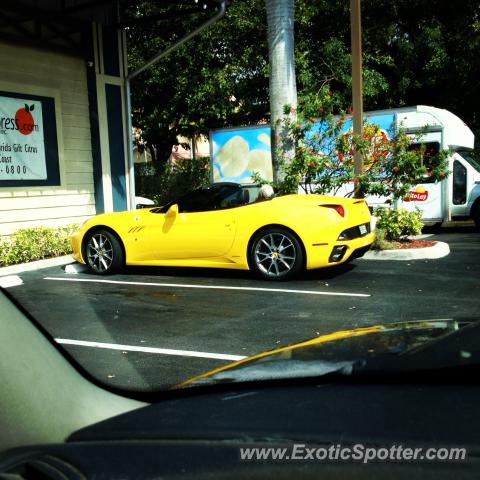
[0,275,23,288]
[43,276,370,297]
[55,338,247,361]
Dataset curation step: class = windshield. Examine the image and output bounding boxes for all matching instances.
[0,1,479,398]
[457,150,480,171]
[154,184,261,213]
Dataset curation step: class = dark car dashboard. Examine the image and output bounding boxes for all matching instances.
[1,380,479,479]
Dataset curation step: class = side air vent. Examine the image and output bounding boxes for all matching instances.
[0,453,84,480]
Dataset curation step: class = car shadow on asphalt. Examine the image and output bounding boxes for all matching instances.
[122,265,253,281]
[119,261,358,284]
[299,262,358,281]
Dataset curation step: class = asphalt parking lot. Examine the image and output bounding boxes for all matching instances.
[3,227,480,392]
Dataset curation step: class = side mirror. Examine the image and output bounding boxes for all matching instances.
[165,204,179,219]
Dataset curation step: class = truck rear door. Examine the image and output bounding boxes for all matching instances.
[398,132,444,222]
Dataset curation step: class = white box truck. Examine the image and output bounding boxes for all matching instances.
[359,105,480,227]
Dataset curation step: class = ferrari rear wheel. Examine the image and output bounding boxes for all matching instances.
[85,229,123,275]
[249,228,304,281]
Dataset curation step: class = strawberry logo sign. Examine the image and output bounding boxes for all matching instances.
[15,104,36,135]
[0,94,46,181]
[404,186,429,202]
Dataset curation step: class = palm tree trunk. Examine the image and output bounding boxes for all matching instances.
[265,0,297,183]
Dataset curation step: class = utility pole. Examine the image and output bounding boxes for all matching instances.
[350,0,364,198]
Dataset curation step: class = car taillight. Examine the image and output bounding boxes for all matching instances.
[321,204,345,217]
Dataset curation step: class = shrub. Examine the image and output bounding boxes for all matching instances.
[374,207,423,241]
[258,88,449,199]
[371,228,395,251]
[0,224,78,267]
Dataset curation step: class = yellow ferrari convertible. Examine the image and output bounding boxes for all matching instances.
[71,183,374,280]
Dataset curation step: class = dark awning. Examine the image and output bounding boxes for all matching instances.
[0,1,223,56]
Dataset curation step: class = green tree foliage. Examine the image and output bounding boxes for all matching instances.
[126,0,480,164]
[126,0,269,163]
[295,0,480,145]
[135,156,210,206]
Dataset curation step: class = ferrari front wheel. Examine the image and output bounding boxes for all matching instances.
[249,228,304,281]
[84,229,124,275]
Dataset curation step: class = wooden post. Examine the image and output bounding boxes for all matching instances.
[350,0,364,198]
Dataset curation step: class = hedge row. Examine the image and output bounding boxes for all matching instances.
[0,224,78,267]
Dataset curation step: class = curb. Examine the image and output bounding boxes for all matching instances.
[363,241,450,261]
[0,255,75,276]
[64,263,89,274]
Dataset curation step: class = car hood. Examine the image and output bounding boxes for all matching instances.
[176,319,480,388]
[82,208,153,229]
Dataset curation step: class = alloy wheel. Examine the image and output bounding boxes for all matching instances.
[254,232,297,278]
[86,233,114,273]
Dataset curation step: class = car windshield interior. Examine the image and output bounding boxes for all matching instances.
[154,184,261,213]
[457,150,480,171]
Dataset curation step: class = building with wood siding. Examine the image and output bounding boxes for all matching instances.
[0,1,131,237]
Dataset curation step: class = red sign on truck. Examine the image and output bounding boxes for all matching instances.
[404,187,429,202]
